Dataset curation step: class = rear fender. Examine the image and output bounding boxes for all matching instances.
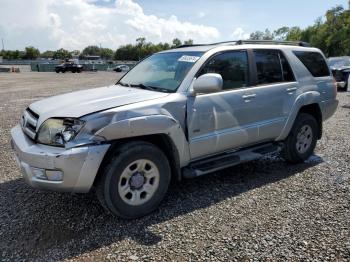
[277,91,321,141]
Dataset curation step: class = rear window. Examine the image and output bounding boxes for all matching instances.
[293,51,330,77]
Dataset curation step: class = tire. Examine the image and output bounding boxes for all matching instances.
[281,113,319,163]
[77,70,82,73]
[61,69,66,73]
[55,70,60,73]
[96,141,171,219]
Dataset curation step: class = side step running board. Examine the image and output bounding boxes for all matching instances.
[182,143,281,179]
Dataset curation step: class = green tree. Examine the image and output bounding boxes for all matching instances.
[70,50,81,57]
[41,50,55,59]
[100,48,114,60]
[53,48,72,59]
[24,46,40,59]
[249,29,274,40]
[114,38,174,61]
[184,39,194,45]
[82,45,100,56]
[136,37,146,47]
[172,38,182,48]
[274,27,290,40]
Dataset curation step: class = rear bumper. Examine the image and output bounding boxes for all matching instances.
[320,99,339,121]
[10,124,110,193]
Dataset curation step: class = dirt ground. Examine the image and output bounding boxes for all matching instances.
[0,72,349,261]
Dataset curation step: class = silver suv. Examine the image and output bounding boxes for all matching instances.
[11,40,338,218]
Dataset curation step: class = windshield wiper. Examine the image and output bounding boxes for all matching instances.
[118,81,130,87]
[129,83,171,93]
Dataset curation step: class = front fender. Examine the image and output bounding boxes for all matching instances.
[277,91,321,141]
[95,114,190,166]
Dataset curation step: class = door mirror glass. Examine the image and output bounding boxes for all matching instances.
[192,73,223,94]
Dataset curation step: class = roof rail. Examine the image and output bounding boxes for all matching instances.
[235,40,311,47]
[176,40,311,49]
[176,44,206,48]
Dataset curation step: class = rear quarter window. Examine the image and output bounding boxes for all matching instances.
[293,51,330,77]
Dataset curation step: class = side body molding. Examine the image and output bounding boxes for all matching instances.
[95,114,191,167]
[277,91,321,141]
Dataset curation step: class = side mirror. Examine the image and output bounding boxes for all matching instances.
[192,73,223,95]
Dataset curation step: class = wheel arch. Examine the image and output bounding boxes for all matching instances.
[277,91,323,141]
[298,103,322,139]
[93,133,183,190]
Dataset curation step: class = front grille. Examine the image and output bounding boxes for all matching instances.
[21,108,39,140]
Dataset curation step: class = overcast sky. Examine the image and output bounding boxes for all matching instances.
[0,0,348,51]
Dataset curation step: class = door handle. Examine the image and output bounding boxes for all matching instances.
[242,94,256,99]
[286,87,297,92]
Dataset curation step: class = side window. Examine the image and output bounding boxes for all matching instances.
[199,51,248,90]
[254,50,283,85]
[280,52,295,82]
[293,51,330,77]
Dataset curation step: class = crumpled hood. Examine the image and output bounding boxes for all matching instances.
[30,85,169,125]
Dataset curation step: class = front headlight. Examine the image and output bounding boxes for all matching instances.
[37,118,85,146]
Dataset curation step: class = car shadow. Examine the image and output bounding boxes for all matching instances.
[0,155,323,261]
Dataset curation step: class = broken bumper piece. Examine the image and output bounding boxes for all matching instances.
[10,124,110,193]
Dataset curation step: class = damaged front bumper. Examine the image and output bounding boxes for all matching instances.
[10,124,110,193]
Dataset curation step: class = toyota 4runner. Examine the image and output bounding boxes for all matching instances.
[11,40,338,218]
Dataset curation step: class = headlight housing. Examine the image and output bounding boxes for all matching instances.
[37,118,85,147]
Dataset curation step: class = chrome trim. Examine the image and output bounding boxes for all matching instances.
[21,109,39,140]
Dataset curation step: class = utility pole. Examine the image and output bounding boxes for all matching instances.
[1,38,4,50]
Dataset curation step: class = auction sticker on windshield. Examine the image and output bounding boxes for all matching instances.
[178,55,200,63]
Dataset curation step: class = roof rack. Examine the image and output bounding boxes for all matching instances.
[235,40,311,47]
[176,40,311,48]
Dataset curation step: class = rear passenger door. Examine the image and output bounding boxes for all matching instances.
[249,49,298,141]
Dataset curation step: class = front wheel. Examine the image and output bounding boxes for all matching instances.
[96,142,171,219]
[281,113,319,163]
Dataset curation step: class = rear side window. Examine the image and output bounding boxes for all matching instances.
[254,50,282,85]
[293,51,330,77]
[199,51,248,90]
[280,52,295,82]
[254,50,295,85]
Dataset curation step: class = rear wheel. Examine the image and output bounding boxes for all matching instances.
[96,141,171,219]
[281,113,319,163]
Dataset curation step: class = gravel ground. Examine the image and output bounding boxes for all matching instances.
[0,72,349,261]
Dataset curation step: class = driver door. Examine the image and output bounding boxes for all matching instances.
[187,50,260,159]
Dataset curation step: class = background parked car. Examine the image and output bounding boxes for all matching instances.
[328,56,350,90]
[113,65,130,72]
[55,62,83,73]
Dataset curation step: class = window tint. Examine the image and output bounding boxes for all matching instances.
[199,51,248,90]
[280,52,295,82]
[293,51,330,77]
[254,50,283,85]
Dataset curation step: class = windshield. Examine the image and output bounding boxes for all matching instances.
[328,57,350,68]
[118,51,203,92]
